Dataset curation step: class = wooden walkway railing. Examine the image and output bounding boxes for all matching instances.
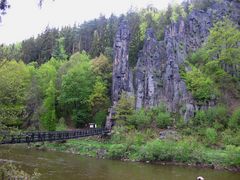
[0,128,110,145]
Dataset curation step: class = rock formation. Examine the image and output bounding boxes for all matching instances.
[135,0,239,121]
[136,26,195,121]
[112,20,134,103]
[106,20,133,129]
[107,0,240,127]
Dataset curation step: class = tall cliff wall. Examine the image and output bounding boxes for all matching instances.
[112,20,134,103]
[108,0,240,126]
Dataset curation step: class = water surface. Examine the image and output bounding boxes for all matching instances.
[0,145,239,180]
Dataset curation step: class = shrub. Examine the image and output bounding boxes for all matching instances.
[139,140,175,161]
[108,144,128,159]
[225,145,240,166]
[110,126,128,144]
[139,138,203,163]
[205,128,217,145]
[184,68,218,102]
[193,110,207,126]
[228,107,240,130]
[222,129,240,146]
[156,112,172,128]
[114,92,135,124]
[192,106,228,128]
[150,105,173,128]
[127,109,152,129]
[206,106,228,128]
[56,117,67,131]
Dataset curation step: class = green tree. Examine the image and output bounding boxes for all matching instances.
[59,52,95,127]
[40,80,56,131]
[92,54,112,87]
[114,92,135,125]
[52,37,68,60]
[0,61,31,127]
[183,67,218,102]
[88,78,109,126]
[205,18,240,76]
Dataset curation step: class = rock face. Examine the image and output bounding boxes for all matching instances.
[106,20,133,129]
[135,0,240,121]
[112,20,133,103]
[136,27,195,121]
[107,0,240,127]
[135,28,166,109]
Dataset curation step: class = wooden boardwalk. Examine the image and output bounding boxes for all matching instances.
[0,128,110,144]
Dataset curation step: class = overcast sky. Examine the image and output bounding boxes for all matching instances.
[0,0,183,44]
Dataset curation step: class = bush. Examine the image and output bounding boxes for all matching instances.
[225,145,240,166]
[56,117,67,131]
[192,106,228,128]
[150,105,173,128]
[206,106,228,128]
[222,129,240,146]
[205,128,217,145]
[228,107,240,130]
[193,110,207,126]
[139,138,203,163]
[114,92,135,124]
[108,144,128,159]
[127,109,152,129]
[156,112,172,128]
[110,126,128,144]
[139,140,174,161]
[183,68,218,102]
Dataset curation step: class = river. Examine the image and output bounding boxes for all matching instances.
[0,145,239,180]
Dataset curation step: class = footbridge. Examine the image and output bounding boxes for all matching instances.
[0,128,110,145]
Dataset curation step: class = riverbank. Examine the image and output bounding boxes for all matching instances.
[37,134,240,172]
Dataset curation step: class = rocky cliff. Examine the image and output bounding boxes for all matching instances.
[108,0,240,126]
[112,20,134,103]
[106,20,133,129]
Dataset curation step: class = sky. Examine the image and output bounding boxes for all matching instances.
[0,0,183,44]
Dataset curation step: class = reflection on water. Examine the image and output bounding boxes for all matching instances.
[0,145,239,180]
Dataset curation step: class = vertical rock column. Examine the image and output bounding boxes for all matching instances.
[112,20,133,103]
[106,20,133,129]
[135,28,166,109]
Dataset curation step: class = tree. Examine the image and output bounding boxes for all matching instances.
[36,58,61,130]
[59,52,95,127]
[183,67,218,102]
[205,18,240,73]
[88,78,110,126]
[40,80,56,131]
[52,37,68,60]
[92,54,112,87]
[114,92,135,125]
[0,61,31,127]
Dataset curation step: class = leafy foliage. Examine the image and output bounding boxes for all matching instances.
[228,107,240,130]
[183,67,218,102]
[40,80,56,131]
[89,78,110,127]
[59,52,95,127]
[128,109,152,129]
[0,61,31,126]
[114,92,135,125]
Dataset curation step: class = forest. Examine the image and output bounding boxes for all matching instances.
[0,0,240,173]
